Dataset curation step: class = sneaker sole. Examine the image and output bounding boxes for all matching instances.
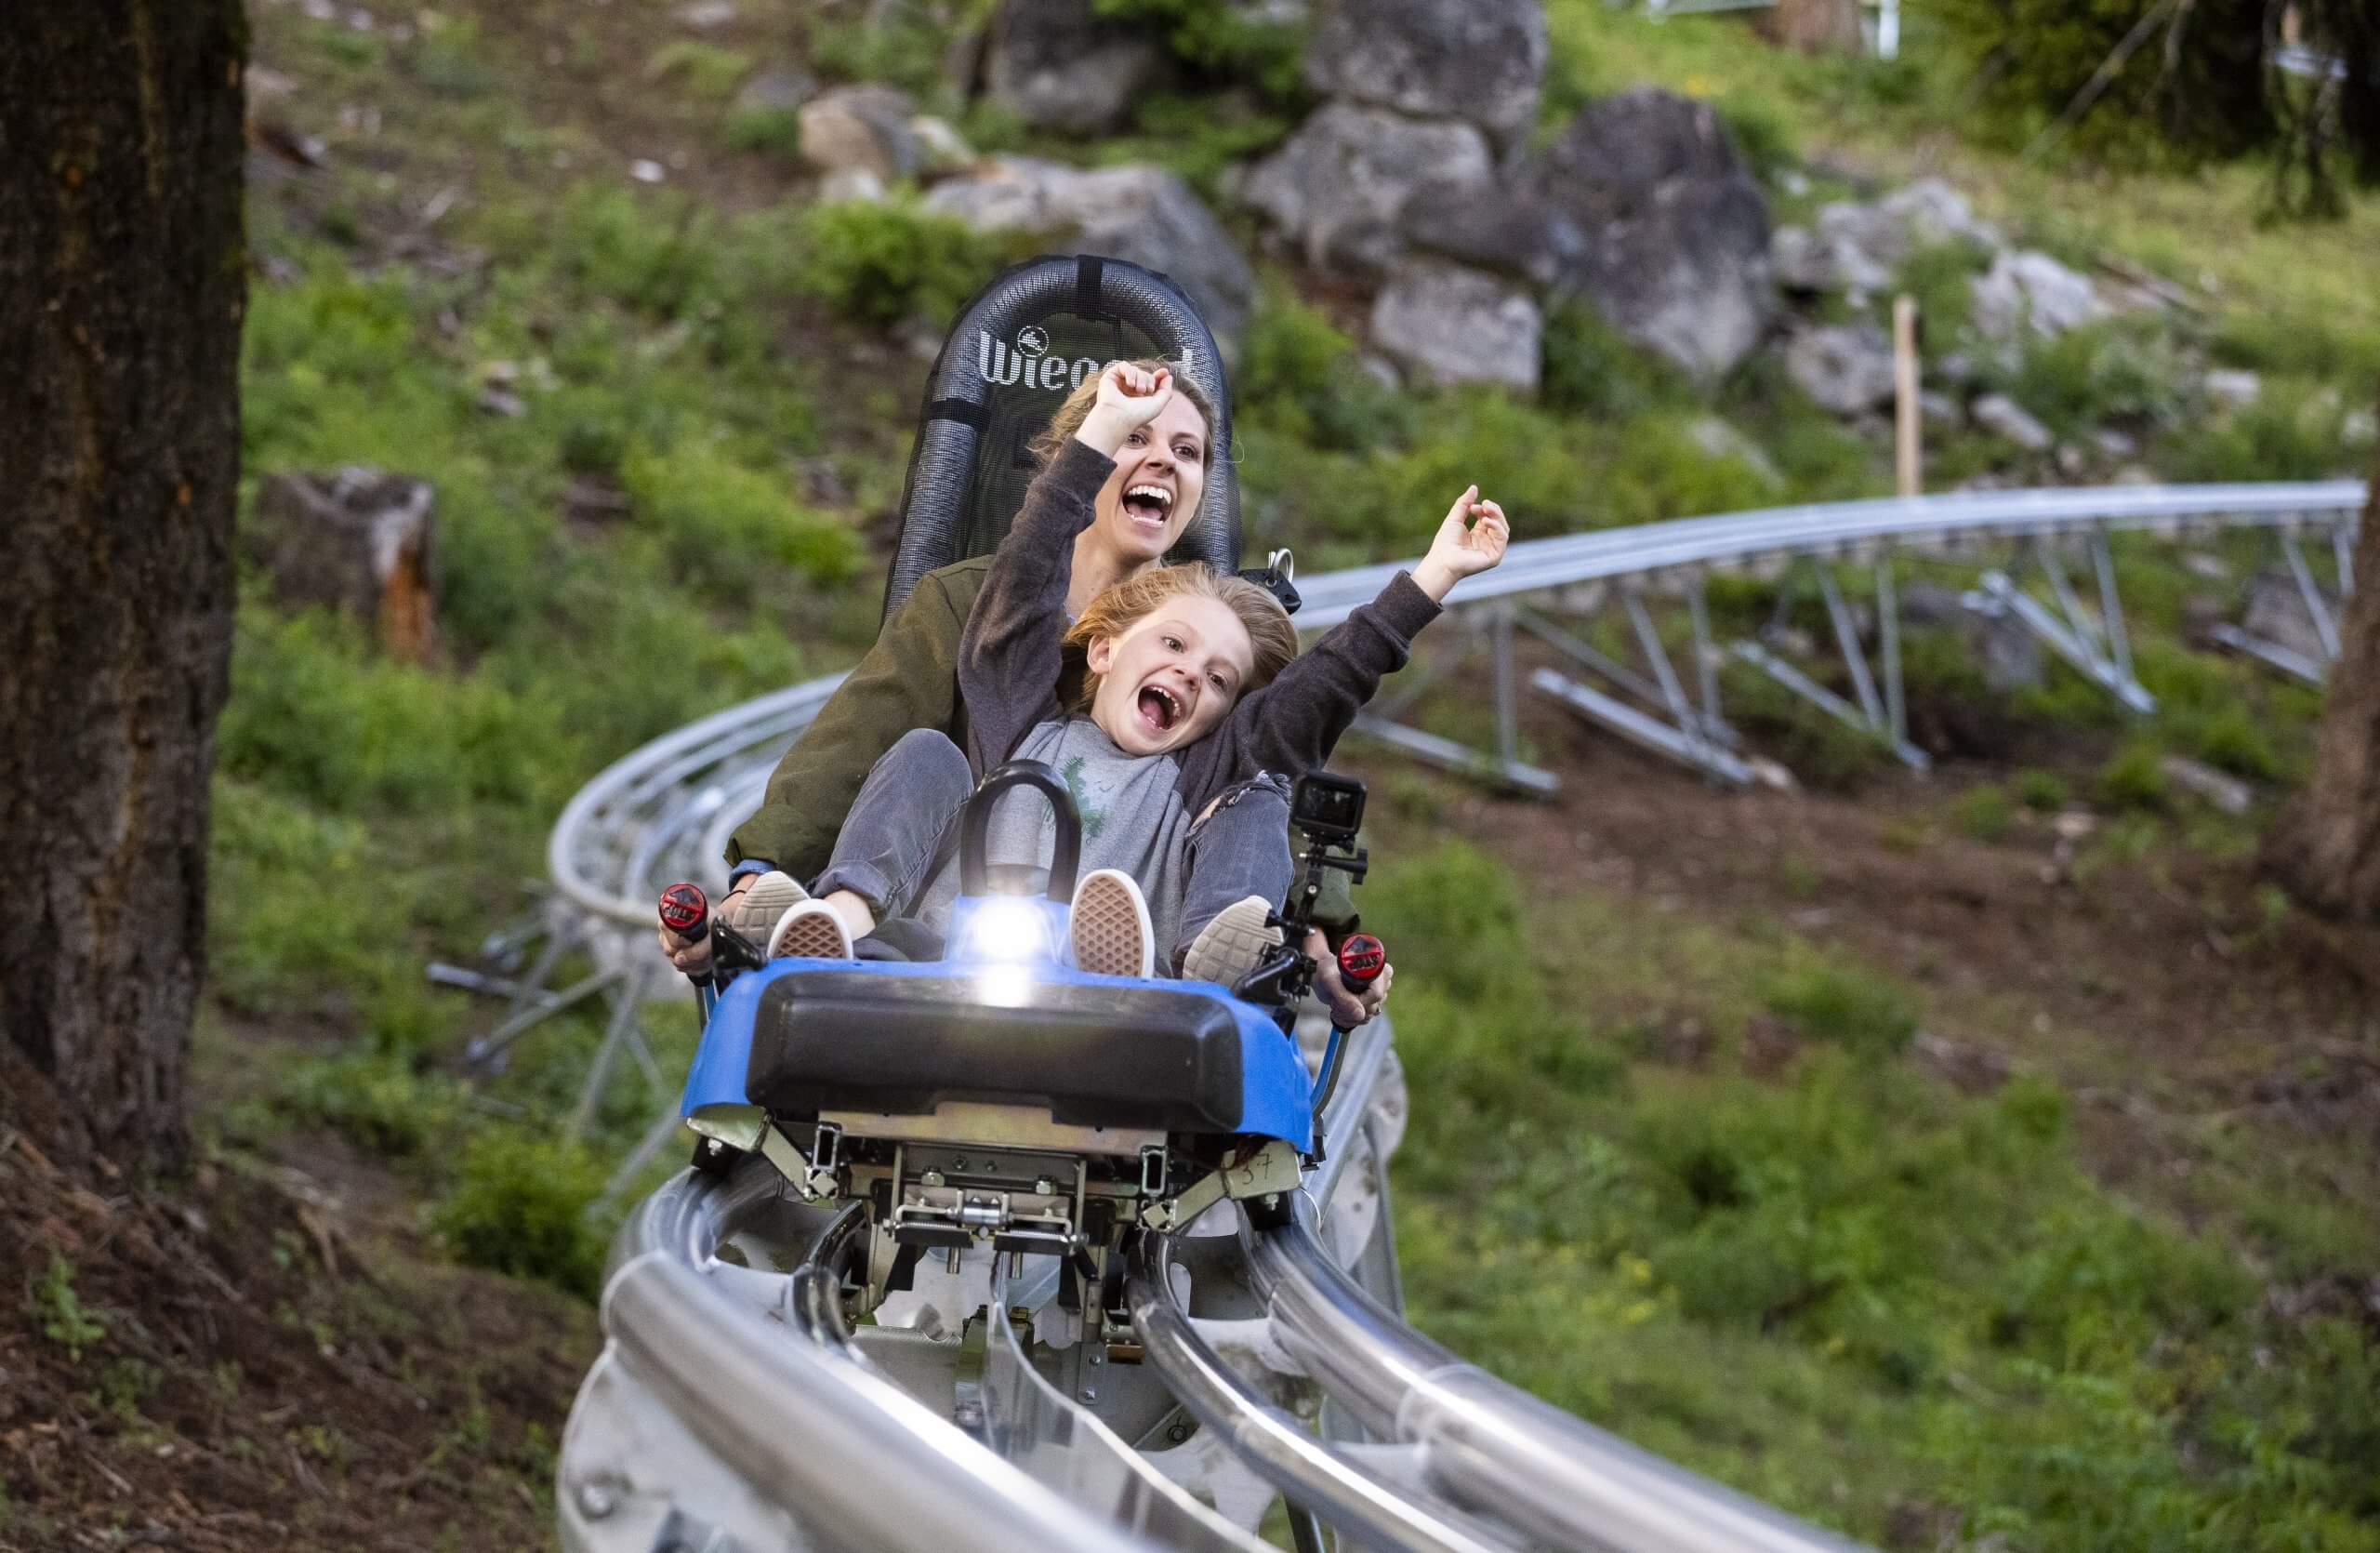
[767,903,852,961]
[1072,870,1153,978]
[727,873,809,940]
[1182,896,1281,988]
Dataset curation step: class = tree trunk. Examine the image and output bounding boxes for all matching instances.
[0,2,246,1174]
[1767,0,1864,55]
[2269,386,2380,919]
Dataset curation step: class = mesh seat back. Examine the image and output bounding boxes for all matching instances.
[881,254,1239,622]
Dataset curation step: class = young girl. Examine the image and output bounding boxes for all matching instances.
[760,361,1509,983]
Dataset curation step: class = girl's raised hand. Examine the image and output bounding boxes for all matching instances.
[1412,485,1511,601]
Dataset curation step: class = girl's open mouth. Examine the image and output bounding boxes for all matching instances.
[1136,684,1183,733]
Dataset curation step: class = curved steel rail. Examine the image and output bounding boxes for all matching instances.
[547,479,2362,932]
[549,476,2362,1553]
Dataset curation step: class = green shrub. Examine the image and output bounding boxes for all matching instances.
[432,1131,610,1297]
[276,1051,468,1155]
[33,1255,107,1362]
[1714,92,1799,184]
[409,16,496,100]
[1541,304,1692,421]
[1760,954,1918,1057]
[2014,769,2070,813]
[643,41,752,102]
[2167,378,2362,481]
[1995,321,2195,438]
[722,105,803,158]
[619,437,861,599]
[1892,237,1992,342]
[2096,741,2170,812]
[1955,783,2015,843]
[790,198,1012,327]
[217,606,578,816]
[1927,0,2271,169]
[2180,703,2283,783]
[1238,284,1415,453]
[1092,0,1307,103]
[558,187,724,321]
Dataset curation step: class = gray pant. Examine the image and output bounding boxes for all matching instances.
[813,728,1294,974]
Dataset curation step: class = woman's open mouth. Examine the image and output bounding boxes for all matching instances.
[1122,484,1173,530]
[1136,684,1183,734]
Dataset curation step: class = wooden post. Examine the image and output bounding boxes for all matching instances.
[1893,295,1921,498]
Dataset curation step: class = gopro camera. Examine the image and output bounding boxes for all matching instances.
[1291,772,1365,845]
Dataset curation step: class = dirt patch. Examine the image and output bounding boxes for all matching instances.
[1338,670,2380,1227]
[0,1130,594,1552]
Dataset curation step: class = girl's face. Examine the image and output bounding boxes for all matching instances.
[1085,595,1254,756]
[1090,394,1209,568]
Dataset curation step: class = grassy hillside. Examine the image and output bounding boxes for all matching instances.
[71,0,2378,1546]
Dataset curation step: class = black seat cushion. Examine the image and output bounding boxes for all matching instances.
[745,969,1246,1134]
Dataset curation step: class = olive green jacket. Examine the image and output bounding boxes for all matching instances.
[727,558,1359,930]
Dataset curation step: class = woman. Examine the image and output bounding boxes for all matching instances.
[658,362,1390,1024]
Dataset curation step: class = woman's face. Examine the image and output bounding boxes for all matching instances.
[1089,393,1209,568]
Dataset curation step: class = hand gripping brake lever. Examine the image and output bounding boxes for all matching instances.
[658,882,765,1026]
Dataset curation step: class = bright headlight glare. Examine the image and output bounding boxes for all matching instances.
[960,896,1050,964]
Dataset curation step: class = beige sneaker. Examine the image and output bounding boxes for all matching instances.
[726,870,808,940]
[1069,869,1154,978]
[1180,896,1282,990]
[767,900,853,961]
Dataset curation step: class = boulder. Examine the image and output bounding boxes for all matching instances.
[1784,323,1897,416]
[1969,250,2109,343]
[2203,367,2262,410]
[246,469,438,662]
[907,114,976,179]
[2240,567,2335,665]
[1899,582,2043,693]
[799,85,923,182]
[1240,103,1496,275]
[1301,0,1547,145]
[731,66,816,118]
[1398,177,1584,287]
[1971,392,2052,451]
[1774,179,1999,299]
[1530,89,1775,380]
[923,157,1256,345]
[1687,415,1782,489]
[1368,259,1541,391]
[984,0,1165,135]
[2159,756,2254,815]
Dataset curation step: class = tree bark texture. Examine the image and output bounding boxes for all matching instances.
[1766,0,1863,55]
[2270,387,2380,920]
[0,2,246,1172]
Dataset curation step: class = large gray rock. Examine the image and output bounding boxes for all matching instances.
[923,157,1256,346]
[1969,250,2109,343]
[1367,259,1541,391]
[1240,102,1495,274]
[1899,582,2043,693]
[1530,88,1775,380]
[1784,323,1897,415]
[1396,177,1584,287]
[1773,178,2001,299]
[2241,567,2336,666]
[985,0,1165,135]
[1971,392,2052,451]
[799,85,923,181]
[1301,0,1547,145]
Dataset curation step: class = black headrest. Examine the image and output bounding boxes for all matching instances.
[881,254,1241,623]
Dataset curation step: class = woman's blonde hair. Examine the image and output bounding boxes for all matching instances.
[1026,357,1217,472]
[1064,564,1297,709]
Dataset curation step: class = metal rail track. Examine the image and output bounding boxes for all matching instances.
[542,478,2361,1552]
